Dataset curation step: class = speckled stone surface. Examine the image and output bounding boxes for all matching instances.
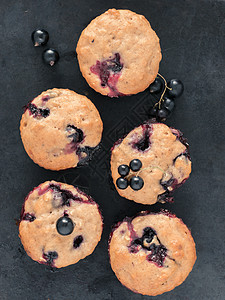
[0,0,225,299]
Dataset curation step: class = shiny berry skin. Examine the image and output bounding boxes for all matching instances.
[116,177,129,189]
[149,106,158,117]
[149,77,163,93]
[163,97,175,112]
[42,48,59,66]
[167,79,184,98]
[157,108,169,120]
[56,216,74,236]
[130,176,144,190]
[130,159,142,172]
[31,29,49,47]
[118,164,130,177]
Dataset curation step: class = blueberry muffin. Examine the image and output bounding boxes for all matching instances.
[19,181,103,268]
[20,89,103,170]
[76,9,161,97]
[111,121,191,205]
[109,211,196,296]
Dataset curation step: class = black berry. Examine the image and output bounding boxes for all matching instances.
[162,97,175,112]
[149,106,158,117]
[130,176,144,191]
[42,48,59,66]
[116,177,129,189]
[73,235,83,249]
[157,108,169,120]
[129,159,142,172]
[118,164,130,176]
[167,79,184,98]
[31,29,49,47]
[56,216,74,236]
[149,76,163,93]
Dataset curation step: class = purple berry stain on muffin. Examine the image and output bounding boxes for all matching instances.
[25,102,50,118]
[49,183,86,206]
[64,125,99,164]
[73,235,83,249]
[32,182,94,207]
[65,125,84,154]
[42,95,50,102]
[90,53,124,97]
[146,244,167,267]
[42,251,58,266]
[22,213,36,222]
[132,123,152,152]
[127,222,168,267]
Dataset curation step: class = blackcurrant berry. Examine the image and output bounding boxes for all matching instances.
[56,216,74,236]
[118,164,130,177]
[162,97,175,112]
[116,177,129,189]
[149,76,164,93]
[167,79,184,98]
[31,29,49,47]
[130,176,144,191]
[130,159,142,172]
[149,106,158,117]
[42,48,59,66]
[157,108,169,120]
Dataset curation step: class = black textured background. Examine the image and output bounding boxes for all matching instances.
[0,0,225,299]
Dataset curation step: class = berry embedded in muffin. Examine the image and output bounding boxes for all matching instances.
[76,9,162,97]
[109,211,196,296]
[20,88,103,170]
[19,181,103,268]
[90,53,124,97]
[111,121,192,205]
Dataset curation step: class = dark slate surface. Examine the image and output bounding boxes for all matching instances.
[0,0,225,299]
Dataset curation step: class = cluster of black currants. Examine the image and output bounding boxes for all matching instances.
[149,75,184,121]
[31,29,59,66]
[116,159,144,191]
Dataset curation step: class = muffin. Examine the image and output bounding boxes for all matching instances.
[20,88,103,170]
[109,210,196,296]
[19,181,103,268]
[76,9,161,97]
[111,121,192,205]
